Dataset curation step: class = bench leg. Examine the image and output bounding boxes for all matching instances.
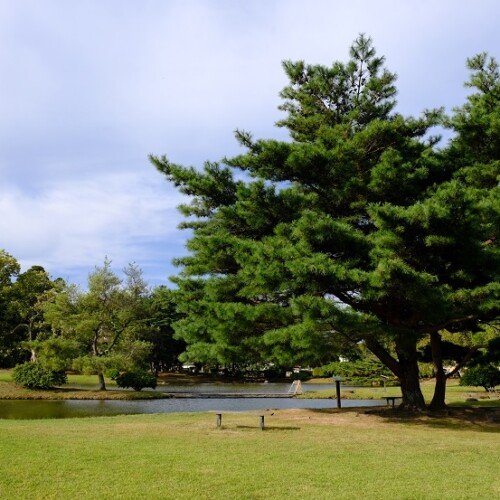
[260,415,265,431]
[216,413,222,428]
[385,398,396,408]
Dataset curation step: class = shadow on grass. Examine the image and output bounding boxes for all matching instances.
[305,406,500,433]
[234,425,301,431]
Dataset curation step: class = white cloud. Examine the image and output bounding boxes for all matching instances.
[0,170,185,286]
[1,0,500,286]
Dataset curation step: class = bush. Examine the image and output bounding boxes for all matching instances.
[12,362,67,390]
[290,371,312,381]
[105,368,121,380]
[459,364,500,391]
[116,370,157,391]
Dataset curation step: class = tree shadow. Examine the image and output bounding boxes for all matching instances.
[302,406,499,433]
[235,425,301,431]
[362,407,500,433]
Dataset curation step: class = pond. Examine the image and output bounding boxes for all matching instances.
[0,382,384,420]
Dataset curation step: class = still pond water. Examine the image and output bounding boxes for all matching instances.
[0,382,384,420]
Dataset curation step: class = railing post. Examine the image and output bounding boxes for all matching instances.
[332,376,344,409]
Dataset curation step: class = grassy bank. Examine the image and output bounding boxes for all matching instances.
[0,370,169,400]
[0,408,498,499]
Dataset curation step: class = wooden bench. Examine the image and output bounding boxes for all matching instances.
[212,411,273,430]
[384,396,403,408]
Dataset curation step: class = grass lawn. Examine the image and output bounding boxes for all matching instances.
[0,408,498,499]
[0,370,498,498]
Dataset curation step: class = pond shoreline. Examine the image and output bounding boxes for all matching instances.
[162,392,295,398]
[0,372,317,401]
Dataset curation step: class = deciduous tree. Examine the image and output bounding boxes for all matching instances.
[143,286,186,374]
[0,252,61,367]
[0,250,21,366]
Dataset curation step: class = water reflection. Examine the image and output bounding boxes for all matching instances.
[0,397,384,420]
[156,381,344,394]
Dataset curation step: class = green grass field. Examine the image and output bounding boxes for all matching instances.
[0,408,498,499]
[0,370,499,498]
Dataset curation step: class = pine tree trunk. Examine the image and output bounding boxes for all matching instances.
[395,337,426,410]
[430,371,447,410]
[98,371,106,391]
[429,332,447,410]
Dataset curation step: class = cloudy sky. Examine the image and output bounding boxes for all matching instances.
[1,0,499,288]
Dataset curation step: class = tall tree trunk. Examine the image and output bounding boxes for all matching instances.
[429,332,447,410]
[97,371,106,391]
[395,336,426,410]
[367,335,426,410]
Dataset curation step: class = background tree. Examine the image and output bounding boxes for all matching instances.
[9,266,64,362]
[0,251,66,367]
[143,286,186,374]
[43,259,153,390]
[152,36,499,410]
[0,250,21,366]
[459,364,500,392]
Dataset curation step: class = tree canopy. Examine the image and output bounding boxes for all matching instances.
[151,35,500,409]
[42,259,154,390]
[0,250,62,367]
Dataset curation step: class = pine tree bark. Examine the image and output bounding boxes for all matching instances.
[367,335,427,410]
[395,337,426,410]
[429,332,447,410]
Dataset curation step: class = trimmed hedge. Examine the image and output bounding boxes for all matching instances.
[116,370,157,391]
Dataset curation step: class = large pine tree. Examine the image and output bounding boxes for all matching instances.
[151,36,499,409]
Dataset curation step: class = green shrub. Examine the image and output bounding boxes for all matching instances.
[116,370,157,391]
[459,364,500,391]
[12,362,67,390]
[105,368,121,380]
[290,371,312,381]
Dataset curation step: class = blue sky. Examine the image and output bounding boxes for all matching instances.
[1,0,499,288]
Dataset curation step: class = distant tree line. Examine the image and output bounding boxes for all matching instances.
[0,251,185,389]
